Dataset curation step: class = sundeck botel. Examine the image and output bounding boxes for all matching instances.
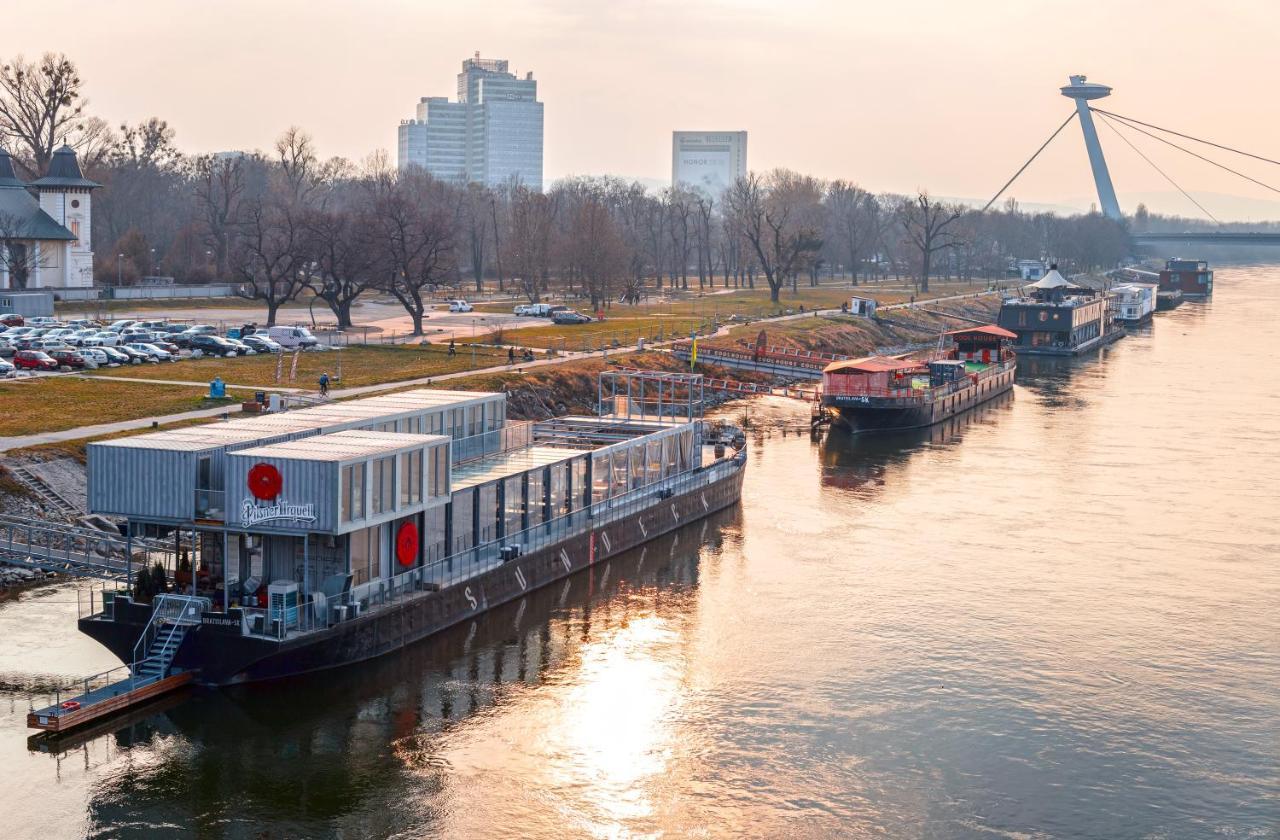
[69,372,745,703]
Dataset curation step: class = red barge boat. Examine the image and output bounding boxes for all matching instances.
[820,325,1018,433]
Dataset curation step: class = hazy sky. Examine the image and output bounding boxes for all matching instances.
[6,0,1278,218]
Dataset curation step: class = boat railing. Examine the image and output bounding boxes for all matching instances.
[27,662,137,722]
[251,451,745,640]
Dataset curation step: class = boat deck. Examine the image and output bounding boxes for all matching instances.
[28,671,192,733]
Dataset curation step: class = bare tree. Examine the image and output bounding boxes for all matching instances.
[275,127,320,205]
[504,182,555,303]
[0,53,86,176]
[192,154,246,279]
[825,180,877,285]
[303,201,376,328]
[463,182,492,293]
[563,196,629,309]
[229,195,309,325]
[896,191,964,292]
[726,170,822,302]
[371,171,458,335]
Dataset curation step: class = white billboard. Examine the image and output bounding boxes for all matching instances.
[672,131,747,198]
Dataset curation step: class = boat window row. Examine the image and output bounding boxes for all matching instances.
[340,444,449,524]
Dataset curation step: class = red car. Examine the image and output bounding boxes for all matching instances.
[13,350,58,371]
[0,313,23,327]
[50,349,87,369]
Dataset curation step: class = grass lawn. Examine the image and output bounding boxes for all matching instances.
[90,344,510,389]
[465,315,708,352]
[471,280,989,321]
[0,377,235,437]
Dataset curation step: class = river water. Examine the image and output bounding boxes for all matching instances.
[1,266,1277,839]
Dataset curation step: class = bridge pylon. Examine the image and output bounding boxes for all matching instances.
[1061,75,1123,221]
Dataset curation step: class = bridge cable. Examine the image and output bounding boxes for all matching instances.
[1095,112,1220,223]
[981,111,1078,212]
[1090,107,1280,168]
[1093,108,1280,197]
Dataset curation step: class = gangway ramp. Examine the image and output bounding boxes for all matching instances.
[27,595,208,733]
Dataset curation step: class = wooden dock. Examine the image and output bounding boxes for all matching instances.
[27,671,193,733]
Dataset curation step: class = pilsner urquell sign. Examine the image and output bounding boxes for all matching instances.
[242,463,317,526]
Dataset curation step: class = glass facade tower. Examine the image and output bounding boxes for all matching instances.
[398,55,544,190]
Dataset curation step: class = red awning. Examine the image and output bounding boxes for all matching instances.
[824,356,924,374]
[945,324,1017,339]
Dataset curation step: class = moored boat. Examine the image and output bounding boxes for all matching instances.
[73,371,746,690]
[997,266,1124,355]
[820,325,1017,433]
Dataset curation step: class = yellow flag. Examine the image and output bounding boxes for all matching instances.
[690,337,697,369]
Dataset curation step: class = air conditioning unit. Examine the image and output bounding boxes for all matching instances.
[500,545,522,562]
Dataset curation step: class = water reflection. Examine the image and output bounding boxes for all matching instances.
[35,513,732,839]
[820,391,1014,494]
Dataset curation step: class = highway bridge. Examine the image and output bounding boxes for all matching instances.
[1132,231,1280,246]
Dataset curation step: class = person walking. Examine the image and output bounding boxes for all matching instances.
[508,346,516,365]
[448,339,457,358]
[318,372,330,397]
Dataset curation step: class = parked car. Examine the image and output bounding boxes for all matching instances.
[26,316,60,327]
[0,340,14,358]
[0,358,14,376]
[126,342,174,362]
[551,309,593,325]
[223,337,257,356]
[513,303,538,316]
[120,329,156,343]
[50,349,88,369]
[241,334,282,353]
[98,346,133,365]
[13,350,58,370]
[37,337,71,352]
[64,329,99,346]
[117,345,157,364]
[79,347,111,367]
[92,331,121,346]
[189,335,240,357]
[448,299,473,313]
[136,320,170,331]
[260,325,318,349]
[150,339,181,355]
[0,313,23,327]
[107,319,139,331]
[185,324,219,336]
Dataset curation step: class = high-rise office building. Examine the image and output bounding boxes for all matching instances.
[398,54,544,189]
[671,131,748,197]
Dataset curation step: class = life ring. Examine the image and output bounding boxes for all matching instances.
[60,700,81,711]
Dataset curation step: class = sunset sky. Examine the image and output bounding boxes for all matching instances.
[6,0,1278,218]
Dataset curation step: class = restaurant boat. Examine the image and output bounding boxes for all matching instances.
[75,371,746,688]
[996,266,1124,356]
[819,325,1017,432]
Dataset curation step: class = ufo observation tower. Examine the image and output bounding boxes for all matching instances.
[1061,75,1122,220]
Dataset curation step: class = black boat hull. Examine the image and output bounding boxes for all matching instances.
[824,364,1016,433]
[80,458,747,686]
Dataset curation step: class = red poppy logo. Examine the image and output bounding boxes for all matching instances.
[247,463,283,501]
[396,521,419,567]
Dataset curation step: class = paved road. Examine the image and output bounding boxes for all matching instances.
[0,289,997,453]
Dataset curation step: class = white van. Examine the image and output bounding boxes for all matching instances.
[262,325,319,349]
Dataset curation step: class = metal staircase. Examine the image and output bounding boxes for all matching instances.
[130,594,209,684]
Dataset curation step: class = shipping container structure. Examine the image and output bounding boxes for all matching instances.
[76,375,747,687]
